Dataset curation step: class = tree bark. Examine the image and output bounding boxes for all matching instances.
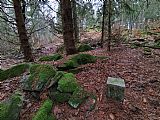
[13,0,33,61]
[60,0,77,55]
[107,0,112,51]
[72,0,80,43]
[101,0,107,48]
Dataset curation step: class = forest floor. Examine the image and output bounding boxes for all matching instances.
[0,32,160,120]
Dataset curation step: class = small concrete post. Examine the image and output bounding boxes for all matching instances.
[107,77,125,101]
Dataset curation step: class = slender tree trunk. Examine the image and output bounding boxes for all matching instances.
[72,0,80,43]
[107,0,112,51]
[13,0,33,61]
[60,0,77,55]
[101,0,107,48]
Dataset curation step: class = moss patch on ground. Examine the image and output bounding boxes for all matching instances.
[39,53,63,61]
[57,73,79,93]
[32,99,56,120]
[78,44,93,52]
[0,64,29,81]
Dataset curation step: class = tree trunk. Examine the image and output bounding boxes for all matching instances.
[13,0,33,61]
[72,0,80,43]
[107,0,112,51]
[60,0,77,55]
[101,0,107,48]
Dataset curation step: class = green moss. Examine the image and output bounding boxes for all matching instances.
[78,44,93,52]
[71,54,96,65]
[23,64,56,91]
[29,64,42,74]
[0,64,29,81]
[39,54,63,61]
[47,71,64,89]
[32,99,56,120]
[0,92,23,120]
[57,54,96,71]
[68,67,84,74]
[30,64,56,75]
[143,51,151,55]
[57,73,79,93]
[68,88,88,108]
[64,60,79,69]
[143,47,151,52]
[153,42,160,49]
[49,91,71,103]
[0,103,9,120]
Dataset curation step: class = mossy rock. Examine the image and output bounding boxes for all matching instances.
[143,47,152,55]
[68,88,88,108]
[57,73,79,93]
[32,99,56,120]
[47,71,64,89]
[57,54,96,71]
[68,67,84,74]
[49,91,71,103]
[153,42,160,49]
[29,64,42,74]
[64,60,79,69]
[57,60,79,71]
[130,41,147,49]
[39,54,63,62]
[23,64,56,91]
[78,44,93,52]
[143,51,152,55]
[29,64,56,75]
[0,103,9,120]
[71,54,96,65]
[0,64,29,81]
[143,47,151,52]
[0,91,23,120]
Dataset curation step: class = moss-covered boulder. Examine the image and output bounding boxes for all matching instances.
[0,91,23,120]
[49,91,71,103]
[57,73,79,93]
[39,53,63,61]
[71,54,96,65]
[32,99,56,120]
[78,44,93,52]
[47,71,64,89]
[153,42,160,49]
[68,88,88,108]
[23,64,56,91]
[143,47,151,52]
[143,47,152,55]
[57,54,97,71]
[0,64,29,81]
[64,60,79,69]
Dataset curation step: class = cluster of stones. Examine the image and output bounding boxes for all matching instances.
[0,53,98,120]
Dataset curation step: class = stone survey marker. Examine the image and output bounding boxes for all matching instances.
[107,77,125,101]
